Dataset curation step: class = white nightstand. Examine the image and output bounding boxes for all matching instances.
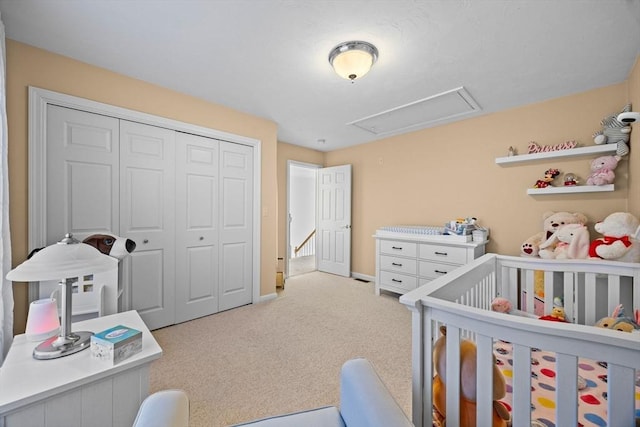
[0,310,162,427]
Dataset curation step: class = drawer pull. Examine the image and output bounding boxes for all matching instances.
[391,262,403,267]
[391,246,403,250]
[392,278,403,283]
[434,270,447,274]
[434,251,448,256]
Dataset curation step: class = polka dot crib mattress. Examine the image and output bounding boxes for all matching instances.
[493,340,640,427]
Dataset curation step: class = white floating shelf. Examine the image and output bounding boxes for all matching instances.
[496,145,616,164]
[527,184,614,195]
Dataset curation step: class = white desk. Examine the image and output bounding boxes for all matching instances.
[0,310,162,427]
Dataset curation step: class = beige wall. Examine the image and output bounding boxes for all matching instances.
[276,142,325,265]
[325,82,634,277]
[7,40,279,333]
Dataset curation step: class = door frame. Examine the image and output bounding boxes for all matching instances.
[285,160,321,278]
[28,86,262,307]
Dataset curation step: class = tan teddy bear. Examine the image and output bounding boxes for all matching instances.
[520,211,588,258]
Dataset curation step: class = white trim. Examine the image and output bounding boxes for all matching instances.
[28,86,262,306]
[258,293,278,303]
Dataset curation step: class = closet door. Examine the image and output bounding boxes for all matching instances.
[175,132,220,323]
[219,141,253,311]
[120,121,176,330]
[46,105,120,244]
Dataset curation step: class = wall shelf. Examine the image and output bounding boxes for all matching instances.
[495,144,616,165]
[527,184,614,195]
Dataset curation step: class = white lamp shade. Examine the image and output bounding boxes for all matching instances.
[332,49,375,80]
[6,238,117,282]
[25,298,60,342]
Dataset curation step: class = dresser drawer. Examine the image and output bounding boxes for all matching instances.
[379,271,418,292]
[380,240,417,257]
[380,255,417,275]
[419,244,468,264]
[419,260,460,279]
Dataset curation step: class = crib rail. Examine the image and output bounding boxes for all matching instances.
[400,253,640,427]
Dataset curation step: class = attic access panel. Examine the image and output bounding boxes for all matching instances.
[348,87,480,136]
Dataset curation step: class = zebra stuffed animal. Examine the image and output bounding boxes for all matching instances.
[593,103,632,157]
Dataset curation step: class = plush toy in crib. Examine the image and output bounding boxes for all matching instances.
[432,326,510,427]
[588,212,640,263]
[592,103,632,157]
[538,223,590,259]
[594,304,640,332]
[539,297,568,322]
[520,211,588,258]
[490,297,512,314]
[585,155,620,186]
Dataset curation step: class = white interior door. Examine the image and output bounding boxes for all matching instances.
[120,120,176,330]
[219,141,253,311]
[317,164,352,277]
[175,132,220,322]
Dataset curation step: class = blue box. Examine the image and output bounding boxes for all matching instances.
[90,325,142,364]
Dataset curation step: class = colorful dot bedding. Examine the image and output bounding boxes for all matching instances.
[493,341,640,426]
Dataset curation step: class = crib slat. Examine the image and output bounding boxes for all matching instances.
[585,273,597,325]
[524,269,534,314]
[511,343,531,426]
[563,272,575,323]
[608,363,636,427]
[607,274,621,315]
[476,334,493,426]
[544,270,554,314]
[445,326,461,427]
[555,353,578,426]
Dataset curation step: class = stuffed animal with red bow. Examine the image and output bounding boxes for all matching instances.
[589,212,640,263]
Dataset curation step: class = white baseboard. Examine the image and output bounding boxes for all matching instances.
[258,293,277,303]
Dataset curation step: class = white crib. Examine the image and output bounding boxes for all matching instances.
[399,253,640,427]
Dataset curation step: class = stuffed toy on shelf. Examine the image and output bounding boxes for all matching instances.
[593,103,632,157]
[533,168,561,188]
[585,155,620,186]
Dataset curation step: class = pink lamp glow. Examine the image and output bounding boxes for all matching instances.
[25,298,60,342]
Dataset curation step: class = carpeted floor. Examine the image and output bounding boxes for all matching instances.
[149,271,412,426]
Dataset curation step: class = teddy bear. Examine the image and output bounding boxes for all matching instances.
[521,211,588,258]
[538,223,590,259]
[588,212,640,263]
[593,103,632,157]
[432,326,510,427]
[585,155,620,186]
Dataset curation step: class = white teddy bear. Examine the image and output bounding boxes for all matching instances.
[589,212,640,263]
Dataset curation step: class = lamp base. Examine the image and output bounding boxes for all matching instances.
[33,331,93,360]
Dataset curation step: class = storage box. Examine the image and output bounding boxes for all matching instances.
[91,325,142,364]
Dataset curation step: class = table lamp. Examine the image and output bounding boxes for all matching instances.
[6,233,117,359]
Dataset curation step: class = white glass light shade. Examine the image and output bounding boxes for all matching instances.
[6,236,117,282]
[329,41,378,81]
[25,298,60,342]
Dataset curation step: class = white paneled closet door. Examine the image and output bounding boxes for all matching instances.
[120,120,176,330]
[46,106,120,244]
[219,141,253,311]
[175,132,220,323]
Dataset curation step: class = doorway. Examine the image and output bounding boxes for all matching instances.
[287,161,320,277]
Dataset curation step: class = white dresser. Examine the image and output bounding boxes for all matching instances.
[0,310,162,427]
[375,230,487,295]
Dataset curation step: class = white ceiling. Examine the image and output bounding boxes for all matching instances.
[1,0,639,152]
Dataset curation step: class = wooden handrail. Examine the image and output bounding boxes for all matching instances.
[294,229,316,255]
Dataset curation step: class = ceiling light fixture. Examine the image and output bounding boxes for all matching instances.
[328,41,378,82]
